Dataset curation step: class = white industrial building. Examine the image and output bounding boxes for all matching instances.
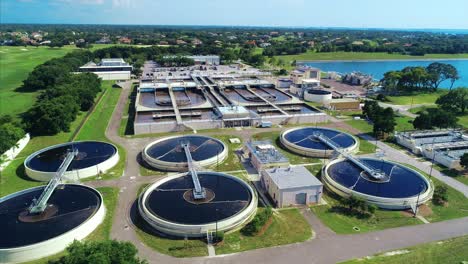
[289,67,321,97]
[244,140,289,171]
[395,129,468,169]
[188,55,220,65]
[261,166,323,207]
[79,58,132,80]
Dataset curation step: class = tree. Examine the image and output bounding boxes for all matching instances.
[460,153,468,170]
[373,107,396,138]
[50,240,147,264]
[432,185,449,206]
[24,96,80,135]
[0,122,25,154]
[426,62,459,89]
[436,88,468,114]
[362,100,381,121]
[413,108,458,129]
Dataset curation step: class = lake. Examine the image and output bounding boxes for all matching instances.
[300,59,468,88]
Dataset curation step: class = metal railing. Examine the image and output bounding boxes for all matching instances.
[29,149,78,214]
[181,141,206,199]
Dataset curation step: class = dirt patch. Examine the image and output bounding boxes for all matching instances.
[401,204,433,217]
[255,216,274,237]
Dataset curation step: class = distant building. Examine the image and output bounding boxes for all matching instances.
[395,129,468,169]
[95,37,111,44]
[342,72,373,86]
[79,58,132,80]
[176,39,187,45]
[188,55,220,65]
[191,38,203,45]
[259,43,271,48]
[118,37,132,44]
[261,166,323,207]
[289,67,321,97]
[244,140,289,171]
[328,98,361,110]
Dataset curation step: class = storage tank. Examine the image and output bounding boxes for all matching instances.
[0,184,105,263]
[304,89,332,105]
[138,172,257,237]
[25,141,119,181]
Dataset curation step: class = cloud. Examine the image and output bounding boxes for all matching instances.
[112,0,132,8]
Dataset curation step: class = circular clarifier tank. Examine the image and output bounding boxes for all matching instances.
[142,135,228,171]
[280,127,359,158]
[138,172,257,237]
[323,158,433,209]
[25,141,119,181]
[0,184,105,263]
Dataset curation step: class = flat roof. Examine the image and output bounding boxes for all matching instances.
[246,140,289,165]
[264,166,322,189]
[80,58,131,68]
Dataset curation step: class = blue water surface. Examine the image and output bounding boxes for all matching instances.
[302,59,468,88]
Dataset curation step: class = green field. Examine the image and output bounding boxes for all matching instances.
[311,191,422,234]
[386,91,447,105]
[0,46,79,117]
[345,116,414,134]
[215,208,312,255]
[275,51,468,63]
[0,44,134,118]
[341,235,468,264]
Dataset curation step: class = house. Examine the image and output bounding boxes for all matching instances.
[79,58,132,80]
[261,166,323,208]
[118,37,132,44]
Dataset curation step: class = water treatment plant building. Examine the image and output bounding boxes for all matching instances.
[133,63,328,134]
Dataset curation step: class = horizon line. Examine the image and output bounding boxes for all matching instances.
[1,22,468,32]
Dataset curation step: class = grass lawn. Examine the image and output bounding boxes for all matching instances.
[86,187,119,241]
[0,111,85,196]
[425,177,468,222]
[119,84,137,136]
[252,131,321,165]
[341,235,468,264]
[0,46,78,117]
[311,190,421,234]
[275,51,468,63]
[0,81,123,196]
[215,208,312,255]
[135,223,208,257]
[209,134,244,171]
[75,81,126,181]
[346,116,414,134]
[0,44,126,118]
[386,91,447,105]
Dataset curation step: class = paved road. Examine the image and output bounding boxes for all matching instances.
[86,82,468,264]
[377,102,436,119]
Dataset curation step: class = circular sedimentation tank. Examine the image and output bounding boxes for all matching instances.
[25,141,119,181]
[304,89,332,104]
[138,172,257,237]
[0,184,105,263]
[142,135,228,171]
[280,127,359,158]
[323,158,433,209]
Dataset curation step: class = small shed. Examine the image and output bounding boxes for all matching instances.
[261,166,323,208]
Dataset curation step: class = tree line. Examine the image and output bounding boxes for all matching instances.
[362,100,396,138]
[380,62,459,93]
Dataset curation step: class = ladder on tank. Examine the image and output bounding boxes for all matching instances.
[181,141,206,199]
[312,132,389,182]
[28,149,79,214]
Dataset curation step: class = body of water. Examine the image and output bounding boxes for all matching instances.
[301,59,468,88]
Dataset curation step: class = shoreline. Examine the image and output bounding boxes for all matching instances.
[296,58,468,63]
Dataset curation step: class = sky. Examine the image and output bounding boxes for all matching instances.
[1,0,468,30]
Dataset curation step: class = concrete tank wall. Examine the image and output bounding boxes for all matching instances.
[280,127,359,158]
[24,141,120,182]
[142,135,228,171]
[138,172,258,237]
[304,91,332,105]
[0,185,105,264]
[322,159,434,210]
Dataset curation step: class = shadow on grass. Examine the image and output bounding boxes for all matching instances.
[124,85,137,135]
[129,199,207,251]
[328,206,372,220]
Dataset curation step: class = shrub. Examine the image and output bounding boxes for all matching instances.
[214,231,224,243]
[433,185,449,205]
[241,207,273,236]
[50,240,147,264]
